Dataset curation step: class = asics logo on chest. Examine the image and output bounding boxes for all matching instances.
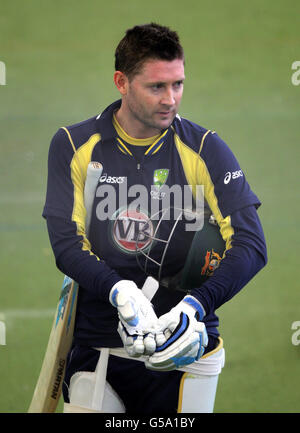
[100,173,126,184]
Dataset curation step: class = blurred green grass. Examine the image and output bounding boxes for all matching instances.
[0,0,299,413]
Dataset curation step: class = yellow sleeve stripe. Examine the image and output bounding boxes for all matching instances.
[61,128,101,258]
[219,215,234,251]
[68,132,101,223]
[61,126,76,153]
[174,133,234,251]
[174,133,201,198]
[75,221,94,257]
[198,129,211,155]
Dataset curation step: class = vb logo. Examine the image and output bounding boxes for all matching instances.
[0,61,6,85]
[111,208,154,254]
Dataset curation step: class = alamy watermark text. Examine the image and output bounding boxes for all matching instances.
[291,61,300,86]
[0,61,6,85]
[291,321,300,346]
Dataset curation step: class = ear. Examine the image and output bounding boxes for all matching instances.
[114,71,129,95]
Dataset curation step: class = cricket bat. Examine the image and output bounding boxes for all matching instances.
[28,162,103,413]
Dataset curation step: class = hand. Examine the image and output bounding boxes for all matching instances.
[145,296,208,371]
[109,280,158,357]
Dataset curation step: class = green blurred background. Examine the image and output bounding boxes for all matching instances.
[0,0,299,413]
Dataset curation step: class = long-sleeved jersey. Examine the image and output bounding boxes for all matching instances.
[43,99,267,347]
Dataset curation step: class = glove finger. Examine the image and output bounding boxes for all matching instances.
[156,313,178,334]
[164,328,172,340]
[155,312,193,353]
[132,335,146,356]
[118,321,140,357]
[143,333,156,355]
[155,331,167,347]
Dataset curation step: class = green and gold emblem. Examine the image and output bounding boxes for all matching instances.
[153,169,169,189]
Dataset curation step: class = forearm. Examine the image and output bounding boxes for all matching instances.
[191,206,268,315]
[46,216,121,301]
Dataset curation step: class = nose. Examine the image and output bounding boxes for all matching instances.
[160,87,175,107]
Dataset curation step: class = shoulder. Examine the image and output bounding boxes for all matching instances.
[173,115,233,158]
[172,115,213,153]
[51,115,100,152]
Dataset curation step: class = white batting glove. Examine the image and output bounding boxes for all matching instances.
[109,280,158,357]
[145,295,208,371]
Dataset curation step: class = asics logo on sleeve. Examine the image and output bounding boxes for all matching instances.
[224,170,243,184]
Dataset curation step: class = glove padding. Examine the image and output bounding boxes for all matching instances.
[145,295,208,371]
[109,280,158,357]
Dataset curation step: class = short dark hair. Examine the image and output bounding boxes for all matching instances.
[115,23,184,80]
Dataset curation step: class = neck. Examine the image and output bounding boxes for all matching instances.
[115,105,161,139]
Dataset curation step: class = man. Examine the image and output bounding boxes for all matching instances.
[43,23,267,413]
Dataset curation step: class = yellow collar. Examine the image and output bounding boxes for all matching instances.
[113,112,169,156]
[113,113,160,146]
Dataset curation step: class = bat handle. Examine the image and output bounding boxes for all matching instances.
[141,276,159,301]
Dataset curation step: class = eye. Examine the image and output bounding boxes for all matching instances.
[174,80,183,89]
[152,83,164,91]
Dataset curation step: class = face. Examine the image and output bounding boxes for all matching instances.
[115,58,185,137]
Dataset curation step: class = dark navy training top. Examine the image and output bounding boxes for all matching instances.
[43,99,267,347]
